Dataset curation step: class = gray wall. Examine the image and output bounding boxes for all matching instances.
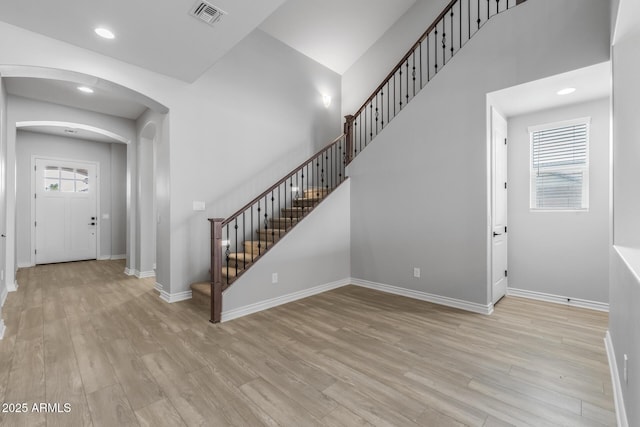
[341,0,449,118]
[110,143,127,257]
[348,0,610,306]
[223,181,350,313]
[610,28,640,427]
[170,29,342,293]
[15,130,126,264]
[507,98,610,303]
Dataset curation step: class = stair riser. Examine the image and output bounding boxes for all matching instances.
[292,199,320,207]
[280,209,309,218]
[304,188,329,198]
[270,218,298,227]
[243,242,273,254]
[256,231,283,242]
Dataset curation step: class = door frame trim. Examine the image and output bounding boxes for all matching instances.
[31,156,101,266]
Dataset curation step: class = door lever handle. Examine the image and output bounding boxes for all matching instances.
[493,232,502,237]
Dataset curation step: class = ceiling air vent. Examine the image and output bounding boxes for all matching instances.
[190,1,227,26]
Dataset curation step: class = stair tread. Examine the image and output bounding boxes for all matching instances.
[222,266,242,278]
[191,281,211,296]
[228,252,255,262]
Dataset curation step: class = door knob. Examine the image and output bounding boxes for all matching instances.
[493,232,502,237]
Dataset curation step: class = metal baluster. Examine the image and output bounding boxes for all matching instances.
[412,52,416,96]
[234,219,238,275]
[487,0,490,22]
[405,60,409,105]
[242,213,245,269]
[393,73,396,116]
[264,195,269,250]
[380,88,384,128]
[369,103,373,143]
[224,224,231,285]
[459,0,462,49]
[375,95,379,134]
[387,81,390,125]
[477,0,481,29]
[442,17,446,67]
[419,42,423,89]
[399,66,403,109]
[427,33,430,81]
[434,28,438,73]
[450,8,455,58]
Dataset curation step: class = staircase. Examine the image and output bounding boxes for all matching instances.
[192,0,528,322]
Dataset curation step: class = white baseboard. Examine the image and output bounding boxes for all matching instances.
[136,270,156,279]
[7,281,18,292]
[0,319,5,340]
[111,254,126,260]
[605,331,629,427]
[0,285,7,307]
[221,278,351,322]
[154,282,163,292]
[17,262,34,268]
[160,290,192,303]
[507,287,609,312]
[97,255,111,261]
[351,278,494,315]
[124,267,134,276]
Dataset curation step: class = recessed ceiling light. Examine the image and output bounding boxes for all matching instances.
[94,27,115,39]
[557,87,576,95]
[77,86,94,94]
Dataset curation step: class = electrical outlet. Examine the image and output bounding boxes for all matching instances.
[272,273,278,284]
[624,354,628,385]
[413,268,421,278]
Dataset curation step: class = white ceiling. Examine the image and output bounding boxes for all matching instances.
[4,77,148,120]
[18,125,124,144]
[260,0,417,74]
[488,62,611,118]
[0,0,287,82]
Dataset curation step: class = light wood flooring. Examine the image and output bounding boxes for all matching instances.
[0,260,615,426]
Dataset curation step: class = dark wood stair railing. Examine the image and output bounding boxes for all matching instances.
[202,0,528,323]
[206,135,348,322]
[344,0,527,162]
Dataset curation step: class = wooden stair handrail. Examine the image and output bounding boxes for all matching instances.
[350,0,528,120]
[221,134,345,227]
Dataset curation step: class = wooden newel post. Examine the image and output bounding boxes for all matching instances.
[209,218,224,323]
[344,115,354,164]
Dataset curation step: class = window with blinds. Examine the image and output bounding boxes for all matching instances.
[530,119,589,210]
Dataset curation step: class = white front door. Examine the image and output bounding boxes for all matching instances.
[35,159,97,264]
[491,108,508,304]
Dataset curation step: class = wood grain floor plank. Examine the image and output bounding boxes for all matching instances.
[2,262,615,427]
[86,383,139,427]
[135,399,186,427]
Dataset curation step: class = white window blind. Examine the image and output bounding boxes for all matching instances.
[530,121,589,210]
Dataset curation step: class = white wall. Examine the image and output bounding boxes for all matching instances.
[0,77,7,332]
[610,25,640,427]
[15,130,127,265]
[348,0,610,306]
[223,181,350,314]
[506,98,610,303]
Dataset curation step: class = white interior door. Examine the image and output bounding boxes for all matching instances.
[35,159,97,264]
[491,108,508,304]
